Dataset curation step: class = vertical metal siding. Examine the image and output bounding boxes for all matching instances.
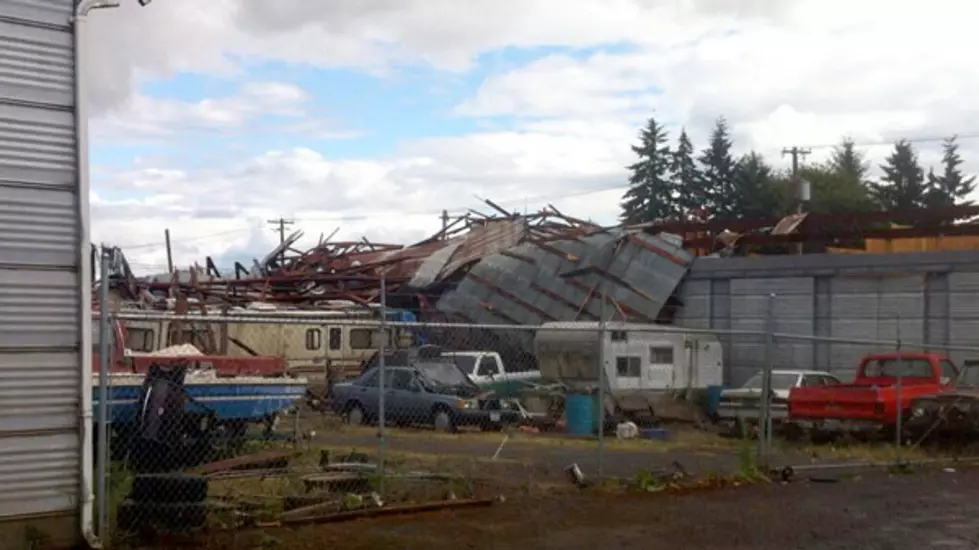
[678,251,979,383]
[0,0,81,523]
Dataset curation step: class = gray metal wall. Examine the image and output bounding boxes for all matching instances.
[0,0,83,529]
[675,250,979,385]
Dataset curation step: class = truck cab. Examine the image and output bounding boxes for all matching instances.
[441,351,541,398]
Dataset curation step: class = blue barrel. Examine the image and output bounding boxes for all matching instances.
[565,393,596,435]
[705,385,725,417]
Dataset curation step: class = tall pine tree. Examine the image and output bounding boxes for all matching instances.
[829,137,869,182]
[925,136,976,208]
[620,116,674,224]
[869,139,928,211]
[670,128,702,219]
[697,117,737,219]
[735,152,782,219]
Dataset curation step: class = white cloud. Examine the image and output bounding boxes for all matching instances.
[88,0,979,274]
[455,0,979,169]
[91,81,330,143]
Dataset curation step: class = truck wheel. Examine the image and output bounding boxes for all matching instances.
[432,408,456,433]
[345,403,366,426]
[130,473,208,504]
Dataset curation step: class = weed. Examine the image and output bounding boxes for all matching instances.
[735,439,769,483]
[632,470,667,493]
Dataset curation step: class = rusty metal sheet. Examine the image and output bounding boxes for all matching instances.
[437,218,529,281]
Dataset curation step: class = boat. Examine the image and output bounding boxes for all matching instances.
[93,369,309,427]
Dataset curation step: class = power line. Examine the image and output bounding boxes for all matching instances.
[118,228,248,250]
[799,132,979,151]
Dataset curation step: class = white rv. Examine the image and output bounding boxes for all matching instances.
[533,321,724,421]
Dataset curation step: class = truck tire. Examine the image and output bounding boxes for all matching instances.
[130,473,208,504]
[117,500,209,533]
[432,407,456,433]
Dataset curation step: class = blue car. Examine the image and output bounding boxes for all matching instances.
[332,359,520,432]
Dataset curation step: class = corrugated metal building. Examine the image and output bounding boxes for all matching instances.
[675,250,979,386]
[0,0,91,546]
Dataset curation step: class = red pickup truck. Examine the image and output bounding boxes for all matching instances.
[787,352,958,436]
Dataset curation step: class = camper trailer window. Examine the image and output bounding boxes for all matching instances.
[305,329,322,350]
[167,328,208,348]
[616,356,641,377]
[126,328,154,352]
[329,328,342,350]
[611,330,628,342]
[650,346,673,364]
[350,328,393,350]
[350,329,372,349]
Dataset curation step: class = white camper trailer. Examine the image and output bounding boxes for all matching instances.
[533,322,724,421]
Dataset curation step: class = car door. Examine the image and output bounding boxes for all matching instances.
[353,369,381,417]
[385,369,416,423]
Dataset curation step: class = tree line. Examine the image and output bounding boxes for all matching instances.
[620,116,977,225]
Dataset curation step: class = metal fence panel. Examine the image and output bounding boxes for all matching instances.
[0,1,83,537]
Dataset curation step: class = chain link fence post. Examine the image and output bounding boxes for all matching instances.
[757,293,775,468]
[895,314,904,458]
[377,276,388,495]
[597,294,608,479]
[96,245,111,543]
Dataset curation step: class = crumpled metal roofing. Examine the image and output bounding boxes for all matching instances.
[435,228,693,352]
[407,218,530,288]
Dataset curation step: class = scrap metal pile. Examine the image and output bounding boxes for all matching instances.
[115,201,697,330]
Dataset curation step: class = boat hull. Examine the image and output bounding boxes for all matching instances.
[93,373,308,425]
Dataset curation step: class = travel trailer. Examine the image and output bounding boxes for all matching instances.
[117,302,415,397]
[533,321,724,421]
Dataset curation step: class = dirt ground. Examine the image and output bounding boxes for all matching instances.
[121,416,979,550]
[156,467,979,550]
[308,420,939,479]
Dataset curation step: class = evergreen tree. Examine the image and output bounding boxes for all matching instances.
[869,139,928,211]
[925,136,976,208]
[735,152,782,219]
[829,137,869,182]
[697,117,737,219]
[620,116,674,224]
[670,128,703,219]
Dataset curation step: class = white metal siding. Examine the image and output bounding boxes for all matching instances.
[0,0,81,521]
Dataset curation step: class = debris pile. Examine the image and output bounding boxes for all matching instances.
[106,201,694,331]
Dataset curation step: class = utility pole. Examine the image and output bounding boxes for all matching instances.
[267,217,294,264]
[164,228,174,274]
[781,146,812,214]
[782,146,812,255]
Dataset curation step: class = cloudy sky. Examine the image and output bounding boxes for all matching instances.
[88,0,977,274]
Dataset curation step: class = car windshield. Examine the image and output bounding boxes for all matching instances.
[741,373,799,390]
[445,355,477,375]
[416,361,472,389]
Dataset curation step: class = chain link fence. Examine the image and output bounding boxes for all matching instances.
[90,294,979,544]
